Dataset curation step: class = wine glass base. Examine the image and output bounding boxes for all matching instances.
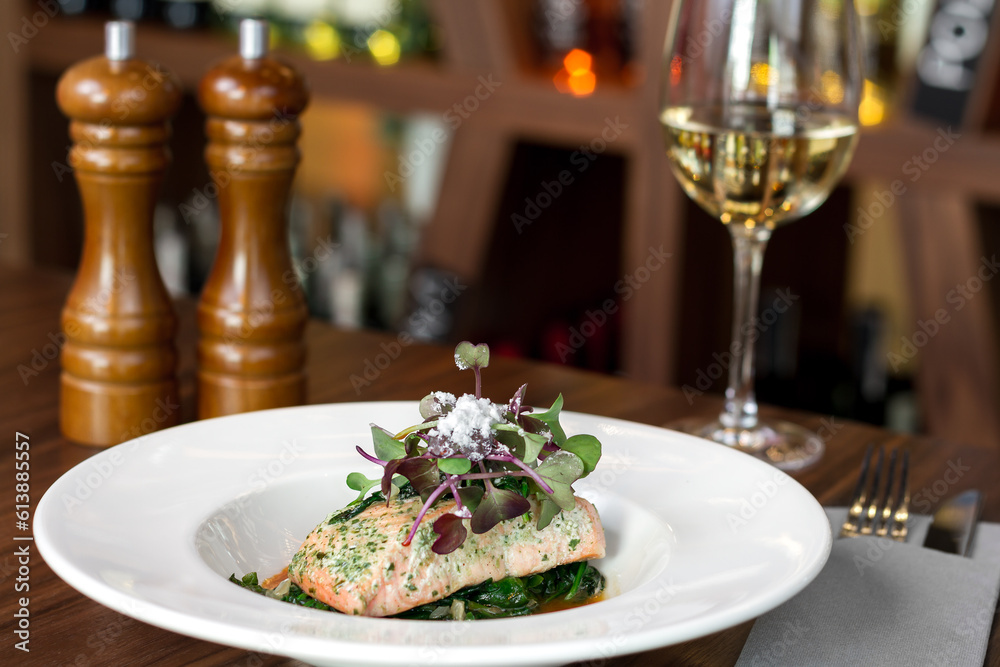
[671,418,824,471]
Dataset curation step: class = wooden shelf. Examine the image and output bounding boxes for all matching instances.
[26,16,644,146]
[30,16,1000,183]
[848,119,1000,203]
[28,17,463,112]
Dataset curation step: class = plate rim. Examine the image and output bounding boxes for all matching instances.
[36,401,832,666]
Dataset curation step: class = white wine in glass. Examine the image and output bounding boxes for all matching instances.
[661,1,862,469]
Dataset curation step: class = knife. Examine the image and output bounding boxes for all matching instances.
[923,490,983,557]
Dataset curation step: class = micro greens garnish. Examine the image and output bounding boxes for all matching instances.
[348,341,602,555]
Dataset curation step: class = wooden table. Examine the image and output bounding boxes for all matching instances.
[3,266,998,666]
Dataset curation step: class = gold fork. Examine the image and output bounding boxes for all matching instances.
[839,445,910,541]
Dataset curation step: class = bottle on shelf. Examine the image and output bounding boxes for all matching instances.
[386,0,437,61]
[110,0,161,21]
[269,0,348,60]
[535,0,589,61]
[160,0,215,29]
[56,0,110,17]
[209,0,269,34]
[196,18,310,418]
[535,0,635,92]
[330,0,436,64]
[536,0,595,95]
[56,20,183,445]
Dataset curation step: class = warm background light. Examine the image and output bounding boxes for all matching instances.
[821,70,845,104]
[553,48,597,97]
[858,80,887,126]
[751,62,772,87]
[303,20,340,60]
[670,55,683,86]
[564,48,592,75]
[368,29,401,66]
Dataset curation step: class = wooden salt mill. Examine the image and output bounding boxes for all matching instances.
[56,21,182,446]
[197,19,310,418]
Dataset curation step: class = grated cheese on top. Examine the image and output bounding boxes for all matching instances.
[432,390,456,405]
[428,394,504,461]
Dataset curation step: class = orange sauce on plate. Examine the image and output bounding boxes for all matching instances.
[262,567,288,589]
[537,591,606,614]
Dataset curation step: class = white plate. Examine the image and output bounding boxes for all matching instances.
[36,402,831,667]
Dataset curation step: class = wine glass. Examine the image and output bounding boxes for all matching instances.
[660,0,862,470]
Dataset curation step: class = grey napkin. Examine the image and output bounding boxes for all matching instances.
[735,507,1000,667]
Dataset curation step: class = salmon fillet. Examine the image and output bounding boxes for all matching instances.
[287,494,605,617]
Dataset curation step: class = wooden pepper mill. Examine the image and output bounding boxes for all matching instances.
[56,21,182,446]
[197,19,310,418]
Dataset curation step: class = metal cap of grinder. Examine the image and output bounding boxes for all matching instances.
[105,20,135,61]
[239,18,269,60]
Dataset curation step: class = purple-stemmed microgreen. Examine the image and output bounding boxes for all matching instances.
[347,342,602,554]
[454,341,489,398]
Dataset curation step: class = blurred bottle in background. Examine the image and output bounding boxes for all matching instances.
[54,0,437,59]
[371,200,414,328]
[536,0,589,60]
[303,199,368,330]
[206,0,436,62]
[849,305,889,424]
[537,0,643,95]
[270,0,334,54]
[537,0,592,95]
[858,0,895,126]
[391,0,437,60]
[857,0,949,127]
[210,0,270,32]
[618,0,642,83]
[153,203,189,296]
[327,204,367,329]
[160,0,214,29]
[56,0,109,16]
[329,0,437,64]
[110,0,160,21]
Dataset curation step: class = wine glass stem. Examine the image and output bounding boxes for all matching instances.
[721,228,770,431]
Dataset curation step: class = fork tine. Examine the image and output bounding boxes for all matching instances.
[860,447,885,535]
[875,449,898,537]
[890,451,910,541]
[849,444,873,507]
[840,444,874,537]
